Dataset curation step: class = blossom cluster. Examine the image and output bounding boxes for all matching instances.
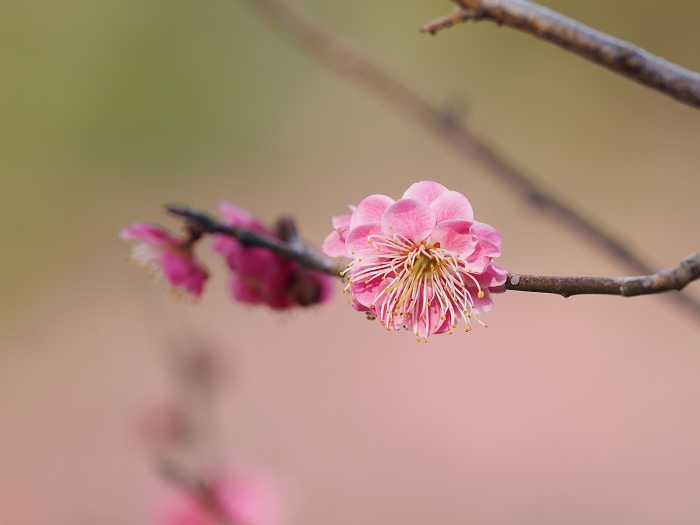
[121,202,332,309]
[323,181,507,341]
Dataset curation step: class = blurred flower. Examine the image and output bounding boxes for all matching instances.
[213,202,331,309]
[153,469,287,525]
[121,223,208,299]
[323,181,507,340]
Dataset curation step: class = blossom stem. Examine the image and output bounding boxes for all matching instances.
[166,203,700,321]
[422,0,700,111]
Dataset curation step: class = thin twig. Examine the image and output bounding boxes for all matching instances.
[167,204,337,275]
[507,250,700,298]
[167,204,700,306]
[422,0,700,110]
[237,0,700,319]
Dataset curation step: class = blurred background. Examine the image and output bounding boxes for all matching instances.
[1,0,700,523]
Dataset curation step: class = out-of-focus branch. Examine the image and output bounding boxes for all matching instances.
[167,203,338,275]
[422,0,700,110]
[237,0,700,319]
[168,204,700,312]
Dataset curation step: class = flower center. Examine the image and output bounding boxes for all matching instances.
[343,233,485,341]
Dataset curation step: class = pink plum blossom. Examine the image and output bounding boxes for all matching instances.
[120,223,208,299]
[153,470,287,525]
[214,202,332,309]
[323,181,507,341]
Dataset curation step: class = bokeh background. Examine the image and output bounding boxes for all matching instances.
[2,0,700,523]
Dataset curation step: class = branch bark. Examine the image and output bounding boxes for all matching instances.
[421,0,700,110]
[167,204,700,307]
[237,0,700,320]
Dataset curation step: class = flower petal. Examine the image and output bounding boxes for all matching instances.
[430,190,474,223]
[401,180,449,205]
[219,201,263,230]
[381,199,435,242]
[120,223,179,248]
[331,213,352,230]
[160,250,208,297]
[345,223,382,256]
[471,220,502,252]
[429,219,476,256]
[322,231,350,258]
[474,262,508,289]
[350,273,388,309]
[349,195,394,229]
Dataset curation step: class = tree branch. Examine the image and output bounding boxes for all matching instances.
[237,0,700,320]
[167,204,700,310]
[421,0,700,110]
[167,203,338,275]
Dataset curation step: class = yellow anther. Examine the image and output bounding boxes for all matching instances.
[448,331,453,335]
[477,291,485,299]
[351,251,355,254]
[440,316,446,321]
[423,338,428,343]
[358,258,363,262]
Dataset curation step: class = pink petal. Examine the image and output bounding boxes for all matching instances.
[349,272,388,309]
[430,190,474,223]
[428,219,476,256]
[120,223,179,248]
[401,181,449,205]
[471,289,494,314]
[219,201,265,231]
[322,231,350,258]
[345,223,382,256]
[160,251,207,297]
[471,220,502,252]
[331,213,352,230]
[349,195,395,229]
[475,262,508,289]
[381,199,435,242]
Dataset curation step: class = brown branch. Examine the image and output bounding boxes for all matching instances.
[237,0,700,320]
[507,250,700,298]
[167,204,700,312]
[166,203,338,275]
[422,0,700,110]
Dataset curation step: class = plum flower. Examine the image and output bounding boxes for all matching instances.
[153,469,287,525]
[323,181,507,341]
[121,223,208,299]
[214,202,332,309]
